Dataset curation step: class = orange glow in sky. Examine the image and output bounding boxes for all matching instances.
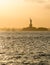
[0,0,50,28]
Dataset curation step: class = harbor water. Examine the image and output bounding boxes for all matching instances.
[0,31,50,65]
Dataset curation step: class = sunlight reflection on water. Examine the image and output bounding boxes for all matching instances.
[0,31,50,65]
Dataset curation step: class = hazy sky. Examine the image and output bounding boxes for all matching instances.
[0,0,50,28]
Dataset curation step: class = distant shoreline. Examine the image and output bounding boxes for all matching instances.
[0,27,50,31]
[22,27,50,31]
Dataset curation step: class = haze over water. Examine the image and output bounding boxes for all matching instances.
[0,0,50,28]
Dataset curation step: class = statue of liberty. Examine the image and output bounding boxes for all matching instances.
[29,18,32,28]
